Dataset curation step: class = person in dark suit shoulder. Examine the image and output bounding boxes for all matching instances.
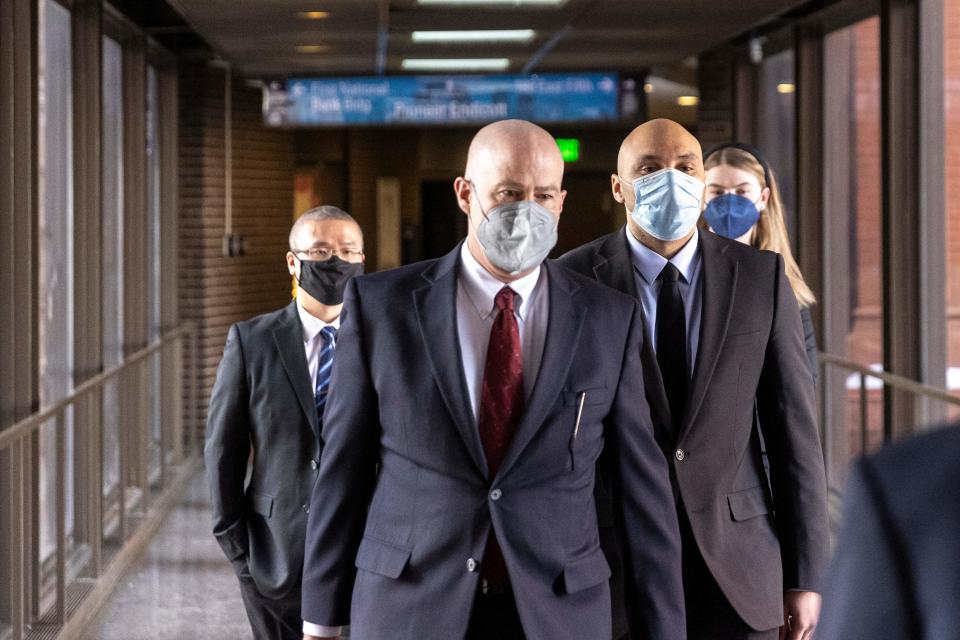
[301,119,684,640]
[559,119,829,640]
[818,423,960,640]
[204,206,364,640]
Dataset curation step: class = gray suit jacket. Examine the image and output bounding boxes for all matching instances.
[204,301,322,599]
[300,244,685,640]
[559,227,829,631]
[818,424,960,640]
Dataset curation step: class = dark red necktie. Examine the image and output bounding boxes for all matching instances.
[477,287,525,590]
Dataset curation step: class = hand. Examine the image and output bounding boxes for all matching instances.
[303,635,339,640]
[779,590,821,640]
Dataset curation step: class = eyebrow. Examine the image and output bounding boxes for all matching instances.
[706,182,753,189]
[492,182,560,193]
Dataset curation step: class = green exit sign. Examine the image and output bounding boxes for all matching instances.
[556,138,580,162]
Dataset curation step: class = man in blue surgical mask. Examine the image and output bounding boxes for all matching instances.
[300,119,683,640]
[559,119,828,640]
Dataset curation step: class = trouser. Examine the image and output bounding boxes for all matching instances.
[236,574,302,640]
[465,581,526,640]
[679,509,779,640]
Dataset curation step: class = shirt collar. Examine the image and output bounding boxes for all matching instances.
[296,296,340,343]
[458,242,543,322]
[625,227,701,286]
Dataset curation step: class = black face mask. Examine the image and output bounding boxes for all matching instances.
[296,256,364,305]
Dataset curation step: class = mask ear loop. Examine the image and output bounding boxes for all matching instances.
[466,179,491,223]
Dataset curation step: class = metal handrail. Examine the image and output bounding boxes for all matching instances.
[0,324,194,452]
[1,323,199,640]
[819,352,960,407]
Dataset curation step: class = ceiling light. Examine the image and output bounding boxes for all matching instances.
[418,0,565,5]
[412,29,535,43]
[296,45,330,53]
[401,58,510,71]
[299,11,330,19]
[643,82,654,94]
[777,83,796,94]
[676,95,699,106]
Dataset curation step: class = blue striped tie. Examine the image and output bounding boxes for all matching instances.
[315,326,337,423]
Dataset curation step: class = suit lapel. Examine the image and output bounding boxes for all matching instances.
[678,232,739,441]
[272,301,320,439]
[413,245,490,479]
[497,262,584,480]
[593,228,673,434]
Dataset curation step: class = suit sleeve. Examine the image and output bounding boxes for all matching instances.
[608,302,686,640]
[816,459,914,640]
[203,324,252,565]
[755,255,829,591]
[301,278,380,626]
[800,305,819,387]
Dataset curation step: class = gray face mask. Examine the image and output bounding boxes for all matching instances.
[472,190,558,275]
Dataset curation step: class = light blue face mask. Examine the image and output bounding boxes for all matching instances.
[471,187,558,275]
[623,168,705,241]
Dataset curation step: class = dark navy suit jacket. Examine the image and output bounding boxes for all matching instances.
[819,424,960,640]
[300,244,684,640]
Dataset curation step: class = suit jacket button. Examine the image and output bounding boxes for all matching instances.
[310,459,319,470]
[675,449,685,462]
[302,504,309,514]
[467,558,477,572]
[490,489,502,501]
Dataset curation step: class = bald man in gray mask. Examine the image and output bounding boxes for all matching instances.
[300,119,683,640]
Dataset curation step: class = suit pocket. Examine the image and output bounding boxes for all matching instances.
[727,485,771,522]
[562,386,608,406]
[355,536,412,579]
[248,492,274,519]
[562,548,611,594]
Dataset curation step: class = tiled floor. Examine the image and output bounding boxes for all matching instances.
[83,472,253,640]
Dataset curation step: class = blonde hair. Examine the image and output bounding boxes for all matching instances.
[704,147,816,308]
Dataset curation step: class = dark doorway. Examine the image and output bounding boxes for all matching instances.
[421,179,467,260]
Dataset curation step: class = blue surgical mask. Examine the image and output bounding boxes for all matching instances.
[624,168,704,241]
[472,195,558,275]
[703,193,761,240]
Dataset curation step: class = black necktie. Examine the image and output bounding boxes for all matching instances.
[656,263,687,432]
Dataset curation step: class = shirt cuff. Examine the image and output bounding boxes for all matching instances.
[302,620,343,637]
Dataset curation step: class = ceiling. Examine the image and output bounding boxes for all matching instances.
[165,0,809,79]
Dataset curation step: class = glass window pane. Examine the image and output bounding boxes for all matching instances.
[102,35,124,498]
[37,0,74,562]
[755,48,796,241]
[946,0,960,418]
[822,16,883,478]
[147,65,162,472]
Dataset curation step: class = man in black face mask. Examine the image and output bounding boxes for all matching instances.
[205,206,364,640]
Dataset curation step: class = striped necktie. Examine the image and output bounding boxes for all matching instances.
[315,326,337,423]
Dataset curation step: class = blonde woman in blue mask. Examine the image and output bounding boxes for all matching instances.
[702,143,818,381]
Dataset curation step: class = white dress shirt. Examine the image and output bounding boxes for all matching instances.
[299,299,345,639]
[456,242,549,420]
[304,246,550,636]
[625,228,703,377]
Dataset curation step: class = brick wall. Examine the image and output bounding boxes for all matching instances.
[178,62,295,435]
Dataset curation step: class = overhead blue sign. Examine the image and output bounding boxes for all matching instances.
[263,73,620,126]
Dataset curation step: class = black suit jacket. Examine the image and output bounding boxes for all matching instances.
[818,424,960,640]
[300,244,684,640]
[204,301,322,599]
[559,227,829,631]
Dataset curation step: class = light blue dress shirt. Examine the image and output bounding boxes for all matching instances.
[625,228,703,378]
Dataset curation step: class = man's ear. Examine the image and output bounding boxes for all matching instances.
[286,251,298,276]
[453,177,472,215]
[611,173,625,204]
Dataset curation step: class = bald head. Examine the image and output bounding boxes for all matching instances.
[465,119,564,182]
[453,119,567,281]
[617,118,703,180]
